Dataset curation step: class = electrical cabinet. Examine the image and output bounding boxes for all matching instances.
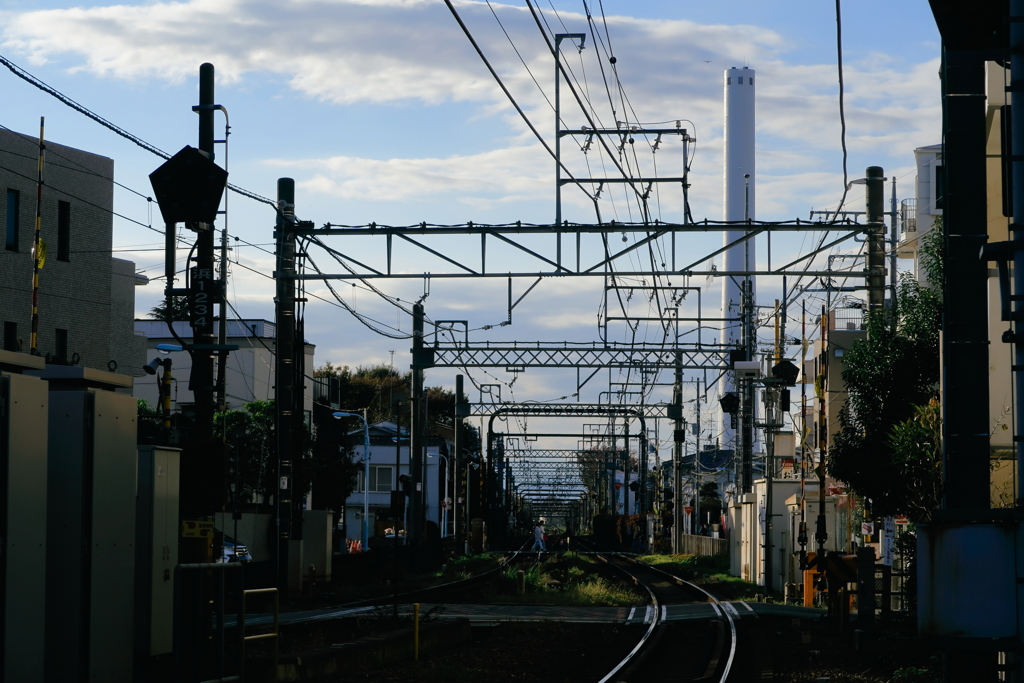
[33,366,136,683]
[0,350,48,683]
[134,446,180,657]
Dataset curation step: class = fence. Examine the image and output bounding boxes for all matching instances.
[678,533,729,556]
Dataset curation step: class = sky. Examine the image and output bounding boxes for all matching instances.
[0,0,943,460]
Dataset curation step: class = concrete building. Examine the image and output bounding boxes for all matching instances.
[132,318,315,415]
[1,128,147,380]
[340,420,444,545]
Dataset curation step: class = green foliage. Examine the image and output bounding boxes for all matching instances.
[918,216,944,294]
[699,481,721,502]
[496,555,642,606]
[313,362,460,429]
[214,399,361,512]
[827,272,941,518]
[638,553,730,577]
[215,400,280,505]
[888,401,942,521]
[148,296,190,321]
[137,399,163,442]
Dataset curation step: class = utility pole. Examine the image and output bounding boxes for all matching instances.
[692,378,702,537]
[815,307,828,559]
[672,352,683,551]
[192,64,217,449]
[29,117,44,356]
[409,303,426,543]
[865,166,886,312]
[454,374,468,549]
[740,279,755,494]
[274,177,296,594]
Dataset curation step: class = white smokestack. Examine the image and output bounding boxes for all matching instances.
[719,66,755,446]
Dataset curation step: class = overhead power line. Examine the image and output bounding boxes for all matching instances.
[0,52,275,208]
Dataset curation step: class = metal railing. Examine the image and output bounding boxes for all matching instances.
[240,588,280,682]
[677,533,729,556]
[174,562,243,683]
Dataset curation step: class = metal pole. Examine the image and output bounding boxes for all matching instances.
[409,303,425,542]
[162,360,173,430]
[362,412,370,550]
[553,33,584,231]
[815,307,828,558]
[555,35,561,229]
[274,177,296,594]
[866,166,886,312]
[672,351,683,551]
[29,117,45,356]
[193,63,217,447]
[889,178,898,305]
[454,375,465,546]
[741,280,754,494]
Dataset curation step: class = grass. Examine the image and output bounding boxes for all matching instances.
[485,554,644,606]
[637,553,766,600]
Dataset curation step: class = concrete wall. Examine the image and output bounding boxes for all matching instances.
[133,319,314,413]
[0,128,115,369]
[109,258,148,380]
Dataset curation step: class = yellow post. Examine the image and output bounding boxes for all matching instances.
[162,361,173,429]
[414,603,420,660]
[29,117,45,355]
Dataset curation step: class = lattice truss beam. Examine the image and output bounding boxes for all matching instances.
[506,449,620,502]
[287,221,866,280]
[466,402,677,418]
[422,344,729,370]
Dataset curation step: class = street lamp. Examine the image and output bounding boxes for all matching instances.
[428,452,450,537]
[333,411,371,551]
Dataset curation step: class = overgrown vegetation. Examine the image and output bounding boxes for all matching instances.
[487,554,643,606]
[637,553,764,600]
[827,227,943,520]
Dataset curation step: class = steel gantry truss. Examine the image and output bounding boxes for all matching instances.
[275,203,874,540]
[286,220,868,280]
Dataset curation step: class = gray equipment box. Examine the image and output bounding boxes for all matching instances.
[31,366,137,683]
[0,350,48,683]
[135,446,180,657]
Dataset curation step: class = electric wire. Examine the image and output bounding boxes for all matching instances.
[0,52,275,208]
[441,0,595,203]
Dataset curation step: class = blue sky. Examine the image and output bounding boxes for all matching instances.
[0,0,943,447]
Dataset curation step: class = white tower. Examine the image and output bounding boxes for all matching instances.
[719,66,755,445]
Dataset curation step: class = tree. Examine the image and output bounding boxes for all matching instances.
[826,228,943,520]
[149,296,190,321]
[215,400,279,507]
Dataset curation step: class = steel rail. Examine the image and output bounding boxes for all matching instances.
[582,542,737,683]
[592,554,661,683]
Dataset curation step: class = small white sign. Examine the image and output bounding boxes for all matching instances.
[861,522,874,536]
[280,476,289,490]
[882,517,895,567]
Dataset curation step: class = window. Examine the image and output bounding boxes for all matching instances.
[356,466,395,493]
[3,322,16,352]
[738,77,743,84]
[55,329,68,362]
[5,189,19,251]
[57,200,70,262]
[749,77,754,86]
[726,76,731,85]
[934,164,945,212]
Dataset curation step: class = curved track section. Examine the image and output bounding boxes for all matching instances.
[580,541,763,683]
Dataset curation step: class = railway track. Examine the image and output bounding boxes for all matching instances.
[580,541,773,682]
